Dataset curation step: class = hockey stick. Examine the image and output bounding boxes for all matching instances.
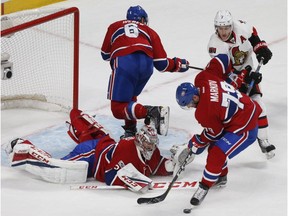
[70,185,126,190]
[70,181,198,190]
[137,149,194,204]
[188,65,204,70]
[246,58,264,95]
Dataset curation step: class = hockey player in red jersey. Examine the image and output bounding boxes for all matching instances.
[207,10,275,159]
[7,109,184,193]
[101,5,189,138]
[174,56,262,206]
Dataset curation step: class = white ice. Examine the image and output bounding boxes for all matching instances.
[1,0,287,215]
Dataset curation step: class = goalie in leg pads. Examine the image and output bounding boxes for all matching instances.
[7,109,186,192]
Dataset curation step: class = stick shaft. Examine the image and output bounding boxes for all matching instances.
[71,181,198,190]
[137,150,194,204]
[188,65,203,70]
[246,58,264,95]
[70,185,125,190]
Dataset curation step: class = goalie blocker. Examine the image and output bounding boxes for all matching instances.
[117,163,153,193]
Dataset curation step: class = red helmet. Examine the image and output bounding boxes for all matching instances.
[135,125,159,160]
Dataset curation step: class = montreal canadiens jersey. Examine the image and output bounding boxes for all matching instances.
[101,19,168,61]
[207,20,255,71]
[92,135,171,186]
[194,71,262,143]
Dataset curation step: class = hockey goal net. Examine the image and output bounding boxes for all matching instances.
[1,7,79,112]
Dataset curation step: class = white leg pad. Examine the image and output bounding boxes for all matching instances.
[10,143,88,184]
[25,159,88,184]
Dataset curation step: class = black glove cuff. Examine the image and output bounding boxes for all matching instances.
[248,33,261,47]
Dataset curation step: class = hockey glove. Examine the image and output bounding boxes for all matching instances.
[244,67,262,84]
[170,143,195,178]
[226,66,252,89]
[170,143,195,165]
[172,57,189,72]
[253,41,272,65]
[188,134,209,155]
[117,163,153,193]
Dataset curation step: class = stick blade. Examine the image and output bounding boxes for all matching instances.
[137,195,165,204]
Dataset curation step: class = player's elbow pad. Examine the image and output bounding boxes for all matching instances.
[101,51,110,61]
[153,59,169,72]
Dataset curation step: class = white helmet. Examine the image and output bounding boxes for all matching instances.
[214,10,233,27]
[135,125,159,160]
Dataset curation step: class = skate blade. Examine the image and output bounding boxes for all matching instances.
[266,150,275,160]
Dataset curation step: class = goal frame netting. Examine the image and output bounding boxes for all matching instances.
[1,7,79,112]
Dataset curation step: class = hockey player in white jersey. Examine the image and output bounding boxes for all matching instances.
[207,10,275,159]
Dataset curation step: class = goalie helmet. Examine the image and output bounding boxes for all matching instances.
[126,5,148,24]
[135,125,159,160]
[176,82,199,109]
[214,10,233,27]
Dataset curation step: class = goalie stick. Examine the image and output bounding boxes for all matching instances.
[137,149,194,204]
[70,185,126,190]
[246,57,264,95]
[70,181,198,190]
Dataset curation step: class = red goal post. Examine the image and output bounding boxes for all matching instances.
[1,7,79,112]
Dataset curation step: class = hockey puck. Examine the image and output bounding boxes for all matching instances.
[183,208,192,214]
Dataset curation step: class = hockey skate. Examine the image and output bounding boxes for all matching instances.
[144,105,170,136]
[120,125,137,139]
[258,138,276,159]
[214,175,227,187]
[190,182,209,206]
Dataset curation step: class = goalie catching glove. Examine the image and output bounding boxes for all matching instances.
[170,143,195,178]
[169,134,209,178]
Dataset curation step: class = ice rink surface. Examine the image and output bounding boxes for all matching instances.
[1,0,287,215]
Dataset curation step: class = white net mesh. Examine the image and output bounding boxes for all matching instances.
[1,7,78,112]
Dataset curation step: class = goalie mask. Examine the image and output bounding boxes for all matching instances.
[135,125,159,160]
